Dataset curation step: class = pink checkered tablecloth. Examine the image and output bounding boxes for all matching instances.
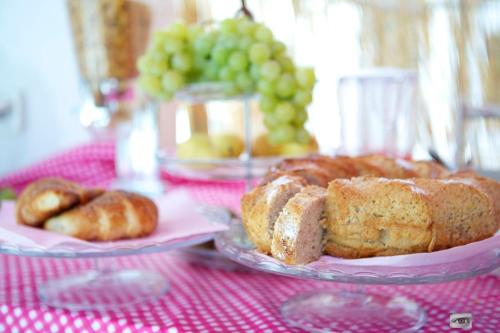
[0,142,499,333]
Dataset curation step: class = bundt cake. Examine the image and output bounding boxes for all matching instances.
[241,155,499,264]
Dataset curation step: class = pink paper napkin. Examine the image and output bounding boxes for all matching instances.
[0,190,228,252]
[307,233,500,268]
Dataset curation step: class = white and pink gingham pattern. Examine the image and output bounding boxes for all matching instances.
[0,142,499,333]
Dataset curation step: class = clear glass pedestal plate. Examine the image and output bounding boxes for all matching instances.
[215,223,500,333]
[158,83,261,191]
[0,231,214,311]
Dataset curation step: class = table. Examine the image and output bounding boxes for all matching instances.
[0,142,498,333]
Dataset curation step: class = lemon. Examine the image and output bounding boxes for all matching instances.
[177,133,219,159]
[211,133,245,158]
[279,136,319,157]
[252,134,281,157]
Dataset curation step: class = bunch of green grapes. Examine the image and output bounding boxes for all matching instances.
[137,18,316,144]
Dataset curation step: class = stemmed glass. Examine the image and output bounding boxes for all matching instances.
[337,69,418,158]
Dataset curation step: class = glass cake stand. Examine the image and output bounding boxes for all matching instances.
[215,223,500,333]
[0,205,231,311]
[158,153,282,181]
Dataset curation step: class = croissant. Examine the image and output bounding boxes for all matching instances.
[16,178,103,227]
[44,190,158,241]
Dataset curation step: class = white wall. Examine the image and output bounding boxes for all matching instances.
[0,0,89,176]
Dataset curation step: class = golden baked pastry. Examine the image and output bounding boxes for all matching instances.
[45,191,158,241]
[15,178,158,241]
[261,155,448,184]
[262,156,355,186]
[355,155,419,178]
[449,170,500,229]
[324,177,497,258]
[16,178,103,227]
[241,155,498,263]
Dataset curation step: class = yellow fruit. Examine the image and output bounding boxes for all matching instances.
[309,136,319,151]
[279,136,319,157]
[211,133,245,158]
[252,134,281,157]
[279,143,310,156]
[177,133,219,159]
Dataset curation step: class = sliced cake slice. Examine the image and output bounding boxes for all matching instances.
[271,185,326,265]
[241,175,305,254]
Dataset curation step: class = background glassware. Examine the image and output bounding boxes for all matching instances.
[413,0,499,169]
[67,0,151,138]
[324,0,421,154]
[337,69,418,158]
[174,83,259,160]
[459,106,500,178]
[67,0,175,195]
[327,0,499,167]
[114,100,165,195]
[172,84,256,187]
